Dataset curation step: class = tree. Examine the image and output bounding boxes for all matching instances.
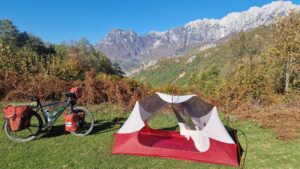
[230,32,247,61]
[230,31,262,63]
[66,38,125,78]
[272,11,300,93]
[0,19,20,47]
[0,20,125,80]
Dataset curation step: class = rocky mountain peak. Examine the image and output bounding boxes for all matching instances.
[95,1,300,72]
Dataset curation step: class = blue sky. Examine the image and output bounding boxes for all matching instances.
[0,0,299,44]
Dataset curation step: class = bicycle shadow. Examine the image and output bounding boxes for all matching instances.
[39,125,66,139]
[40,117,126,139]
[90,117,125,135]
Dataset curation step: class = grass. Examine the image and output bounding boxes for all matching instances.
[0,103,299,169]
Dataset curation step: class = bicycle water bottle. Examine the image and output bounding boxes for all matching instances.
[45,109,51,122]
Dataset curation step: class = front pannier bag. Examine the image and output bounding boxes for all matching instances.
[4,105,32,131]
[64,113,79,132]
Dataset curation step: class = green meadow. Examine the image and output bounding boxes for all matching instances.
[1,104,299,169]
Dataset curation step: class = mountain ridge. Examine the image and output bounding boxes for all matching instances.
[95,1,300,71]
[133,25,273,86]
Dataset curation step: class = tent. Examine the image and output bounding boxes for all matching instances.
[112,92,241,167]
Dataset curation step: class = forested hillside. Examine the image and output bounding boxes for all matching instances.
[0,19,124,79]
[0,19,149,108]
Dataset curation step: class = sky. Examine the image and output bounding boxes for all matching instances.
[0,0,299,44]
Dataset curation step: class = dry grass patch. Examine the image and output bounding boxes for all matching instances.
[233,102,300,140]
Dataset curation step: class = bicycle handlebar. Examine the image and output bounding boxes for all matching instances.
[28,96,39,102]
[28,90,76,103]
[62,92,76,98]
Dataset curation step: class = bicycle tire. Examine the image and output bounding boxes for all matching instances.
[4,111,43,142]
[69,107,94,136]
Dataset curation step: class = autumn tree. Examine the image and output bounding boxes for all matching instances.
[272,11,300,93]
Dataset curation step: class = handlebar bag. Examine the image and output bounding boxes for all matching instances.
[4,105,31,132]
[70,87,83,98]
[64,113,79,132]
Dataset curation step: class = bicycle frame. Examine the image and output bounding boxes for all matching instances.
[35,96,76,126]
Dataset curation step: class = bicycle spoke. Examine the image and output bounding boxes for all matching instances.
[27,128,33,134]
[4,112,42,142]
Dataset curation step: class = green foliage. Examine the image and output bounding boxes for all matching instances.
[271,11,300,93]
[0,19,22,47]
[214,14,300,104]
[0,19,56,56]
[0,20,124,80]
[192,66,221,95]
[229,31,263,62]
[218,56,274,105]
[0,43,45,74]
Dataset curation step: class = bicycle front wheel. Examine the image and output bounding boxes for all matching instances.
[4,111,43,142]
[70,107,94,136]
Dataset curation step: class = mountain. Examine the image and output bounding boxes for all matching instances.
[134,26,272,86]
[95,1,300,71]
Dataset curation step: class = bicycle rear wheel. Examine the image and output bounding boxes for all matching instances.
[4,111,43,142]
[70,107,94,136]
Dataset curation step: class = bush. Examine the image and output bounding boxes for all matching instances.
[192,66,221,95]
[0,70,149,109]
[81,70,149,109]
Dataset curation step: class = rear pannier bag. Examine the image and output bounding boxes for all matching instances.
[64,113,79,132]
[4,105,31,132]
[77,111,85,128]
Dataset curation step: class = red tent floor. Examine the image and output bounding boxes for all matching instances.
[113,126,240,167]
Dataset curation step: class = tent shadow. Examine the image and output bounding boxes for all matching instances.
[40,117,126,139]
[225,126,244,163]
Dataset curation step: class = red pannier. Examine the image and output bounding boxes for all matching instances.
[70,87,83,98]
[77,111,85,128]
[64,113,79,132]
[4,105,32,132]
